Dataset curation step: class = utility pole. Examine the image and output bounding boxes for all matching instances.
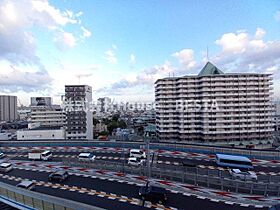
[146,132,151,180]
[122,142,125,173]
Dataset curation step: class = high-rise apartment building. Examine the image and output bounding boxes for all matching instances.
[65,85,93,140]
[155,62,274,145]
[0,95,17,122]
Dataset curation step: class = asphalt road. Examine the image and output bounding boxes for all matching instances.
[6,150,280,174]
[0,168,264,210]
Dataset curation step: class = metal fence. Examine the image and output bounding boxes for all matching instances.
[0,181,104,210]
[63,158,280,197]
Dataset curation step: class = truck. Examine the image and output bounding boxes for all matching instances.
[28,150,52,161]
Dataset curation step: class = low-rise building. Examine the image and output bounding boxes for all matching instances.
[17,127,65,140]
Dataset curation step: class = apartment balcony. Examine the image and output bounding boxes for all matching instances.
[178,130,202,134]
[176,84,198,89]
[208,113,272,118]
[156,81,176,86]
[178,124,201,129]
[156,95,178,99]
[157,110,179,114]
[201,119,273,124]
[213,107,274,112]
[157,119,179,123]
[157,129,178,133]
[218,98,271,102]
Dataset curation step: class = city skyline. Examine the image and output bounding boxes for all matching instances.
[0,0,279,105]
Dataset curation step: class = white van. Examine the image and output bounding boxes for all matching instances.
[78,153,96,161]
[0,163,13,172]
[129,149,146,159]
[28,150,52,161]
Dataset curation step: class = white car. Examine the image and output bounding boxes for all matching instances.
[0,163,13,172]
[128,157,145,166]
[129,149,146,159]
[78,153,96,161]
[229,169,257,181]
[0,152,5,159]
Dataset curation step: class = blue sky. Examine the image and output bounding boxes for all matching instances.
[0,0,279,105]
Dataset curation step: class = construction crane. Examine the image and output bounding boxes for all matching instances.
[17,98,24,108]
[76,73,92,84]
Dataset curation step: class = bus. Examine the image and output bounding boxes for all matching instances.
[215,154,253,169]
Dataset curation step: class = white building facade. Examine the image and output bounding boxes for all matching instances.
[155,62,274,145]
[29,105,65,128]
[17,129,65,140]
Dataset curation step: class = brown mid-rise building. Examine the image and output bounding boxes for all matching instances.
[64,85,93,140]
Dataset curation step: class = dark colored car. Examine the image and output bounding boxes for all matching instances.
[139,185,167,204]
[269,204,280,210]
[48,171,69,182]
[181,159,196,167]
[16,181,36,190]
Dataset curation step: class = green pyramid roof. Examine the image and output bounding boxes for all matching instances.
[198,62,224,76]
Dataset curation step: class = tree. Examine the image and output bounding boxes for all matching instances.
[107,121,118,134]
[112,114,120,122]
[118,120,127,129]
[99,130,109,136]
[93,117,100,126]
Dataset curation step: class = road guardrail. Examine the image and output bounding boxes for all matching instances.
[0,181,104,210]
[62,158,280,197]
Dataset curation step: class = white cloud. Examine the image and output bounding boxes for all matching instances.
[0,61,52,93]
[0,0,88,94]
[100,28,280,99]
[255,27,266,39]
[213,28,280,71]
[99,61,174,95]
[130,54,136,64]
[31,0,78,27]
[81,26,91,38]
[172,49,196,69]
[76,11,83,17]
[215,32,248,54]
[0,0,85,58]
[54,31,76,50]
[104,50,117,64]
